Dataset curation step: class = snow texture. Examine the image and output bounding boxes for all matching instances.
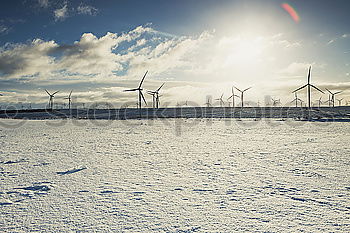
[0,119,349,232]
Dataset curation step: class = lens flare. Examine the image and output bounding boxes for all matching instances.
[281,3,300,23]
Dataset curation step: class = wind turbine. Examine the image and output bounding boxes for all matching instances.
[234,86,252,108]
[325,88,341,107]
[271,98,281,107]
[147,92,156,108]
[45,89,59,110]
[124,71,148,115]
[227,87,239,108]
[64,90,73,110]
[316,97,323,108]
[337,98,344,106]
[204,97,212,107]
[147,83,164,109]
[292,66,324,109]
[215,93,225,107]
[324,94,332,107]
[291,92,303,107]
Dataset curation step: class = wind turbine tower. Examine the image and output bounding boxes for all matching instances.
[64,90,73,110]
[292,66,324,109]
[124,71,148,116]
[228,87,239,108]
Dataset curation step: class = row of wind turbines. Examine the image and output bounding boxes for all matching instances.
[292,66,344,108]
[208,86,252,108]
[204,66,346,108]
[45,90,73,110]
[123,71,254,110]
[123,71,165,110]
[0,66,347,111]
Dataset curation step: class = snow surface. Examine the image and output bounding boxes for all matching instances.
[0,119,349,232]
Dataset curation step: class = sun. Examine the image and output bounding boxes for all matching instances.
[222,35,266,67]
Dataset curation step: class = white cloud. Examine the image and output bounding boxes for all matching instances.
[77,4,98,16]
[327,33,350,45]
[54,4,68,21]
[0,24,9,34]
[38,0,49,8]
[280,62,311,75]
[0,39,58,78]
[327,39,335,45]
[0,25,162,81]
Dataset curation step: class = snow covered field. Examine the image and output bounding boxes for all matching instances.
[1,119,349,232]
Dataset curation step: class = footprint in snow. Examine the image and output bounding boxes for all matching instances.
[57,166,87,175]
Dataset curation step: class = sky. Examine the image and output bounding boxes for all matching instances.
[0,0,349,108]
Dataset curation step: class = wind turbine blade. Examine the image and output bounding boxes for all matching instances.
[138,71,148,88]
[310,85,324,94]
[45,89,51,95]
[140,91,147,105]
[243,87,252,92]
[325,88,333,95]
[124,88,139,92]
[233,86,242,92]
[227,95,233,100]
[52,91,59,95]
[292,84,308,93]
[157,83,165,92]
[307,66,311,84]
[334,91,342,95]
[69,90,73,98]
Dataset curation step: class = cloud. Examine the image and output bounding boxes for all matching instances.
[327,39,335,45]
[1,25,348,106]
[327,33,350,45]
[54,3,68,21]
[38,0,49,8]
[77,4,98,16]
[280,62,311,75]
[0,39,58,78]
[0,25,163,81]
[0,24,9,35]
[0,25,306,86]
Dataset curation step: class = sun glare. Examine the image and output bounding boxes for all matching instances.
[223,36,266,67]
